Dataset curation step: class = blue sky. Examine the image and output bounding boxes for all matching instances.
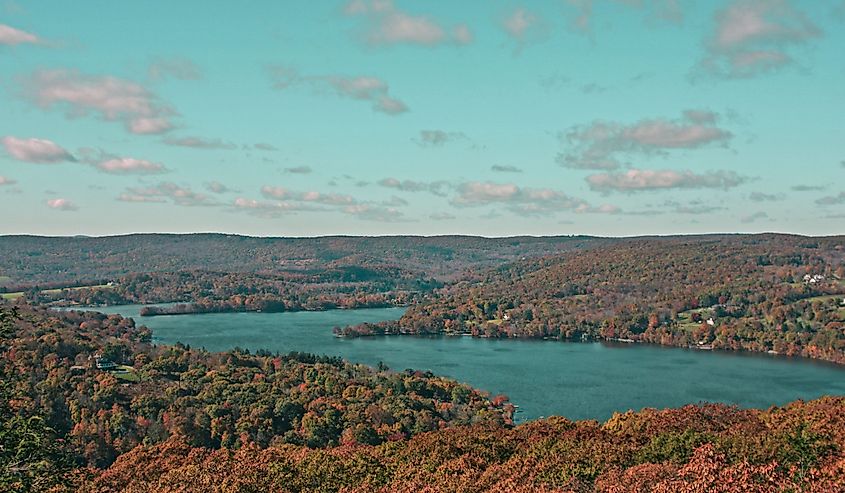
[1,0,843,236]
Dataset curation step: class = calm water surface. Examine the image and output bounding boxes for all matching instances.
[74,305,845,422]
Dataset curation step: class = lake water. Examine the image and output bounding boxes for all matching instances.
[72,305,845,422]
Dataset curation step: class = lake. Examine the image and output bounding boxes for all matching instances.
[70,305,845,422]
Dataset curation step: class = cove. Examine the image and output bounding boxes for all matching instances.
[71,305,845,422]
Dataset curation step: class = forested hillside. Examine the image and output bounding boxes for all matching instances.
[338,234,845,363]
[0,234,606,288]
[81,397,845,492]
[0,304,509,491]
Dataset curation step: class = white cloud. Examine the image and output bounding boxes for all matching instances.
[232,197,308,216]
[451,181,611,216]
[77,149,167,175]
[325,76,408,114]
[261,185,357,206]
[558,111,732,170]
[696,0,820,78]
[587,169,748,193]
[1,136,74,163]
[0,23,40,45]
[95,157,166,175]
[344,0,472,46]
[343,203,406,222]
[21,69,177,134]
[0,176,17,186]
[246,184,409,222]
[46,198,77,211]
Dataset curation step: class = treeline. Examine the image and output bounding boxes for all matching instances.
[0,234,606,287]
[85,397,845,492]
[0,304,510,491]
[30,269,435,314]
[337,235,845,364]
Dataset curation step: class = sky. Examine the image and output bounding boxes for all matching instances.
[0,0,843,237]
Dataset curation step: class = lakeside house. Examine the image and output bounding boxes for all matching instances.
[93,355,118,371]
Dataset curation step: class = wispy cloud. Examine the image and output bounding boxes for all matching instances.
[284,166,313,174]
[162,136,236,149]
[206,181,235,194]
[254,143,278,151]
[118,182,212,206]
[501,7,547,53]
[749,191,784,201]
[566,0,683,33]
[232,197,310,216]
[20,69,177,134]
[148,57,203,81]
[741,211,769,223]
[344,0,472,47]
[816,192,845,206]
[491,165,523,173]
[558,111,732,170]
[451,181,615,216]
[0,176,17,186]
[792,184,826,192]
[587,169,748,193]
[234,184,408,222]
[378,177,449,196]
[342,203,406,222]
[1,136,75,163]
[270,67,409,115]
[695,0,820,78]
[261,186,357,206]
[430,212,456,220]
[415,130,467,147]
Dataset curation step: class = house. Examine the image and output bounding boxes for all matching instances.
[803,274,825,284]
[94,355,118,370]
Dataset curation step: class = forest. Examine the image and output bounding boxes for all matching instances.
[2,233,844,490]
[2,303,845,492]
[0,304,510,492]
[337,235,845,364]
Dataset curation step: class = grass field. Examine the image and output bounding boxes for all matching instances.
[112,365,140,383]
[1,283,113,300]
